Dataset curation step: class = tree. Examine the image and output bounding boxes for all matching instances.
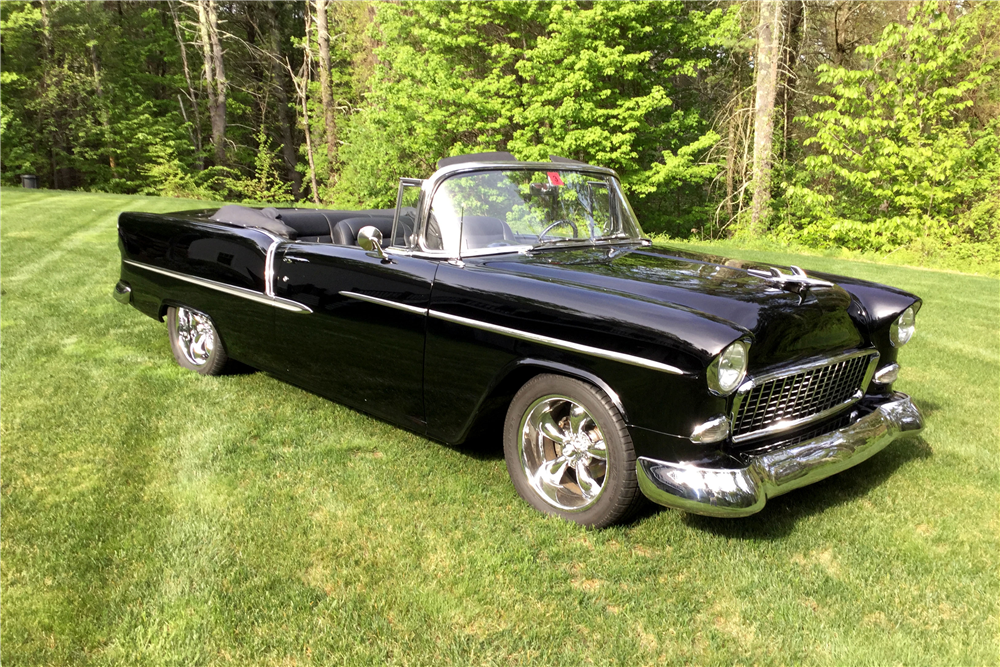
[193,0,227,165]
[788,1,1000,255]
[265,0,302,198]
[293,1,321,203]
[168,0,203,165]
[750,0,783,235]
[335,1,725,233]
[314,0,338,186]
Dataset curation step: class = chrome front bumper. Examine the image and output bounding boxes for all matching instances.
[636,394,924,518]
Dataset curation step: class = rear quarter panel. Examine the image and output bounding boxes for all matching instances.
[117,211,278,367]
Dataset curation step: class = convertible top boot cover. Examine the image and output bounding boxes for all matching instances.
[211,205,298,238]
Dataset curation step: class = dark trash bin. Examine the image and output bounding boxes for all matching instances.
[20,174,38,189]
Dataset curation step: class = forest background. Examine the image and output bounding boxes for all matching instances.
[1,0,998,272]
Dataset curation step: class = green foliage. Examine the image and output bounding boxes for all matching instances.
[783,2,1000,260]
[333,1,725,233]
[222,130,294,204]
[1,1,998,271]
[0,1,194,192]
[140,144,220,201]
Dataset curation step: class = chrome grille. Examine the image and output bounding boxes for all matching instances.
[732,351,876,441]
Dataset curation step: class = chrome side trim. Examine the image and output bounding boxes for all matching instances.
[338,290,428,316]
[429,309,685,375]
[124,260,312,313]
[331,293,685,375]
[637,393,924,518]
[264,240,279,298]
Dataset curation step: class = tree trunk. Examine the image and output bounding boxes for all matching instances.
[89,44,117,175]
[297,3,321,203]
[169,0,203,165]
[726,111,737,221]
[267,0,302,198]
[750,0,783,235]
[207,0,227,164]
[40,0,55,187]
[196,0,226,165]
[39,0,53,58]
[315,0,338,187]
[780,0,804,167]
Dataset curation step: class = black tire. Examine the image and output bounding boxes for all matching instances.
[166,305,229,376]
[503,373,645,528]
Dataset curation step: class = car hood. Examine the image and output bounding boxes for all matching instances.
[477,245,864,365]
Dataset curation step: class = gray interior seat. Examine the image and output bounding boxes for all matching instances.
[210,205,400,245]
[461,215,516,248]
[331,217,395,246]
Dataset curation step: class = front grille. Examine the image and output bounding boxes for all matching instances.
[732,352,874,441]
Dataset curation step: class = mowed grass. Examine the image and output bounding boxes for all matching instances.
[1,187,997,666]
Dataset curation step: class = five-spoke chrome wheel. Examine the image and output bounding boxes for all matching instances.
[519,395,608,510]
[174,307,215,366]
[166,305,228,375]
[504,374,644,527]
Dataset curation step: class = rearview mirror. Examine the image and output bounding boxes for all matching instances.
[357,225,389,261]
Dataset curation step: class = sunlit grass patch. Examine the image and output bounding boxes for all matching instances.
[2,188,997,666]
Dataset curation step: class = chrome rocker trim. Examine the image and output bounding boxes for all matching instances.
[124,260,312,313]
[636,393,924,518]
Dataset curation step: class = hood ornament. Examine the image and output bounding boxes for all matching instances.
[747,265,833,301]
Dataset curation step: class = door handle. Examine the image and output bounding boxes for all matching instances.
[283,256,309,263]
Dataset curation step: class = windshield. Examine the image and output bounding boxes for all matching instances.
[424,169,644,254]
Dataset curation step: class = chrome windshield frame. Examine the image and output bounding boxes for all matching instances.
[410,161,638,260]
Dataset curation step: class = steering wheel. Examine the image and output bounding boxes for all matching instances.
[537,219,579,241]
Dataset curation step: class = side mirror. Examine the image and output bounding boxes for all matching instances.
[357,225,389,261]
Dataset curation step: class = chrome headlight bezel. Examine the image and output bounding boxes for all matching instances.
[707,340,750,396]
[890,305,917,347]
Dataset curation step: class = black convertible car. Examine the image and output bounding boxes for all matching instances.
[114,152,923,527]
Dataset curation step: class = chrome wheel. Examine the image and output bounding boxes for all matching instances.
[173,307,215,366]
[518,395,609,511]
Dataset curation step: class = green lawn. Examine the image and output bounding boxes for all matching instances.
[1,188,997,666]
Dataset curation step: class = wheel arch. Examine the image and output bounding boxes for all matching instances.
[460,357,628,446]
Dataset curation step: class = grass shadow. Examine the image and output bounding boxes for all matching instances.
[224,360,260,376]
[669,434,934,539]
[448,432,505,461]
[912,397,943,420]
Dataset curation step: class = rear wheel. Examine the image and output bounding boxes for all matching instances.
[503,374,644,527]
[166,305,228,375]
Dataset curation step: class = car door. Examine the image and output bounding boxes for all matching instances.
[270,241,437,430]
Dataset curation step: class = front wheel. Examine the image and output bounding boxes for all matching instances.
[166,305,229,375]
[503,374,645,527]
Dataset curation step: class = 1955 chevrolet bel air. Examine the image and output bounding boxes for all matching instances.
[114,152,924,527]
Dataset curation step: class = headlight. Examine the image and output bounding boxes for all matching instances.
[708,340,749,395]
[890,306,917,346]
